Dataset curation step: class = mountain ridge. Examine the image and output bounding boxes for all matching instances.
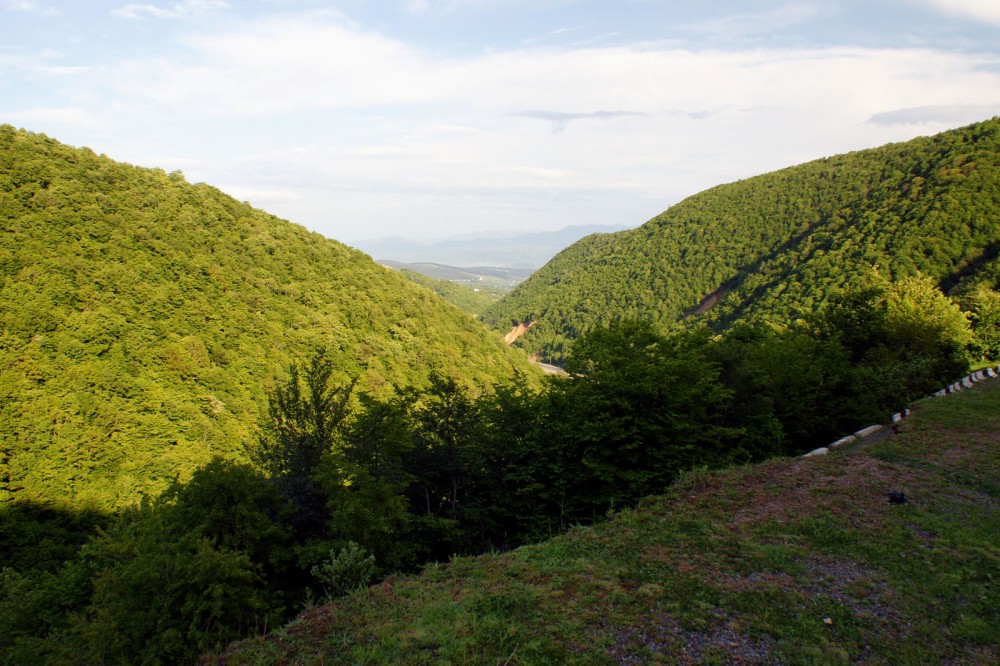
[482,118,1000,361]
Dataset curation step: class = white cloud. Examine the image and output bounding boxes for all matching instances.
[512,110,645,133]
[6,106,100,128]
[401,0,584,16]
[30,11,1000,240]
[215,185,299,205]
[3,0,57,15]
[38,65,89,75]
[112,0,229,20]
[403,0,430,13]
[110,15,431,112]
[918,0,1000,26]
[684,2,829,39]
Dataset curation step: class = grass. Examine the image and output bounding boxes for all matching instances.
[206,382,1000,665]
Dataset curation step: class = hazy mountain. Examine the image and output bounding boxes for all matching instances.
[354,224,632,269]
[380,260,533,290]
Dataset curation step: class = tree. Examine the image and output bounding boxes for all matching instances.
[249,349,355,537]
[811,270,972,422]
[548,321,737,512]
[325,392,420,570]
[883,272,972,369]
[958,283,1000,361]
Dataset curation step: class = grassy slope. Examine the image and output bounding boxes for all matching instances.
[211,381,1000,665]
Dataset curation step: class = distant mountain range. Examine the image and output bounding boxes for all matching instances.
[353,224,632,269]
[379,260,534,291]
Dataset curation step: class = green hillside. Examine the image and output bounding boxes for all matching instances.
[483,118,1000,361]
[395,268,502,315]
[211,377,1000,665]
[0,126,537,510]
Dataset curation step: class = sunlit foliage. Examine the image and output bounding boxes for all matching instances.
[483,118,1000,361]
[0,125,538,510]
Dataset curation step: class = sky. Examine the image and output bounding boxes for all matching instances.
[2,1,1000,245]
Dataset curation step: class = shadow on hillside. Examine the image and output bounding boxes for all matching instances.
[940,240,1000,292]
[683,225,820,322]
[0,501,111,572]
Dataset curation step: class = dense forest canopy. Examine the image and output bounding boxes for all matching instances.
[0,125,539,511]
[482,118,1000,362]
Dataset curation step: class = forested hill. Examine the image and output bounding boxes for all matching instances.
[482,118,1000,361]
[0,126,537,510]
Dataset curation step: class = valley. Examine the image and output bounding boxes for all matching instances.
[2,119,999,665]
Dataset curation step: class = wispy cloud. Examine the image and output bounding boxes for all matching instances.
[38,65,89,75]
[684,2,828,39]
[512,110,645,133]
[215,185,298,204]
[521,24,588,46]
[402,0,584,16]
[112,0,229,20]
[917,0,1000,27]
[3,1,58,15]
[16,9,1000,241]
[6,106,100,128]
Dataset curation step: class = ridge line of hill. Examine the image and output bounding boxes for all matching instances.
[482,117,1000,363]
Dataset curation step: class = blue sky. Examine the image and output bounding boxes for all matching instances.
[3,1,1000,245]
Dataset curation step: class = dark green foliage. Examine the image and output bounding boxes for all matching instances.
[812,271,971,417]
[0,125,538,511]
[250,351,355,539]
[251,351,354,481]
[483,117,1000,362]
[77,460,296,664]
[0,557,95,664]
[546,322,738,509]
[0,460,297,665]
[707,322,851,457]
[82,531,270,664]
[327,392,417,570]
[956,283,1000,360]
[404,374,484,523]
[0,502,107,573]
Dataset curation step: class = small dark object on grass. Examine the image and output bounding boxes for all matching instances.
[889,491,907,504]
[891,424,900,434]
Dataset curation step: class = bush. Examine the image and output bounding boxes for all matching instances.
[310,542,377,599]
